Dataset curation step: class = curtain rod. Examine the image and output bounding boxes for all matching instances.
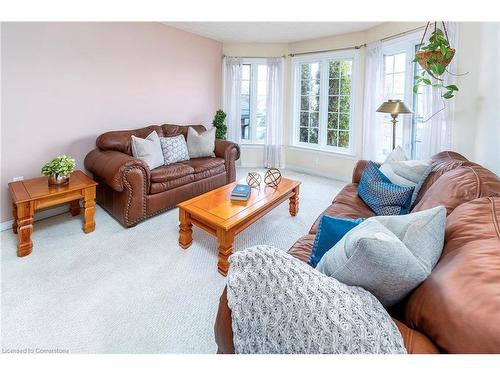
[288,44,366,57]
[224,25,427,60]
[223,54,286,59]
[380,25,426,42]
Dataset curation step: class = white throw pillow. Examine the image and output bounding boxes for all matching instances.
[316,205,446,307]
[159,135,190,165]
[130,131,164,170]
[380,147,432,206]
[187,127,216,158]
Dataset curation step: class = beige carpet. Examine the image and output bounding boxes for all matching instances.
[1,168,344,353]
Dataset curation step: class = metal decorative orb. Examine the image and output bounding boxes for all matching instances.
[264,168,282,188]
[246,172,262,188]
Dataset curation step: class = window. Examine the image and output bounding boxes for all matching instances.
[292,51,357,153]
[379,33,428,160]
[240,60,267,143]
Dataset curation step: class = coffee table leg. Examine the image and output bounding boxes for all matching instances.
[70,199,81,216]
[179,209,193,249]
[12,203,18,234]
[16,201,34,257]
[83,187,96,233]
[289,185,300,216]
[217,228,234,276]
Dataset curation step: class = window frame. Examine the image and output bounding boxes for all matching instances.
[380,32,423,159]
[291,50,359,156]
[240,58,268,145]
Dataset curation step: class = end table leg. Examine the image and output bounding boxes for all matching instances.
[289,185,300,216]
[83,187,96,233]
[70,199,81,216]
[16,202,34,257]
[179,209,193,249]
[12,203,18,234]
[217,228,234,276]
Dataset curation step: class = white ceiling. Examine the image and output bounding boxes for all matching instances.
[164,22,382,43]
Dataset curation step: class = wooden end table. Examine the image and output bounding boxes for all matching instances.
[177,177,301,276]
[8,170,98,257]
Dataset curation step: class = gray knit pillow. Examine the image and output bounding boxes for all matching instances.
[159,135,190,165]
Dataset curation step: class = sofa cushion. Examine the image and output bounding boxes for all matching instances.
[96,124,207,155]
[287,234,316,263]
[150,163,194,183]
[413,151,473,206]
[181,157,226,181]
[310,184,375,234]
[412,165,500,216]
[405,197,500,353]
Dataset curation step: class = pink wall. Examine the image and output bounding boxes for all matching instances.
[1,22,222,222]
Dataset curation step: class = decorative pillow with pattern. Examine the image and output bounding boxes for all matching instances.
[358,161,414,215]
[159,135,190,165]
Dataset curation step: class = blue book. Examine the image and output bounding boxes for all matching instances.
[231,184,251,197]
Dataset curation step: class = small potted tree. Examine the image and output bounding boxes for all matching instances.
[212,109,227,140]
[41,155,76,185]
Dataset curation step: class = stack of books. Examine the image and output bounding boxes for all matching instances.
[231,184,251,201]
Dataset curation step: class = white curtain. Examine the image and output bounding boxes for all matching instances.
[419,22,458,159]
[264,57,284,168]
[223,57,242,144]
[362,41,385,161]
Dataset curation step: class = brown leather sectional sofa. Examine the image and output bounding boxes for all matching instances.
[214,151,500,354]
[84,124,240,227]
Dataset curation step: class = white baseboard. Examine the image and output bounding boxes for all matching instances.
[239,162,264,168]
[284,164,351,183]
[0,205,69,232]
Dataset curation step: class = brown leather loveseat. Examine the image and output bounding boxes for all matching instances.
[84,124,240,227]
[214,151,500,354]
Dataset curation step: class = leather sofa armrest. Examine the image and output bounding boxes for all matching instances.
[214,139,240,183]
[84,148,151,192]
[214,286,235,354]
[393,319,440,354]
[352,159,381,183]
[214,139,240,161]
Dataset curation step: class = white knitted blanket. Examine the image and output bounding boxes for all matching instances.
[226,245,406,354]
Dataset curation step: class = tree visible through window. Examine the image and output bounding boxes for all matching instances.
[294,52,356,152]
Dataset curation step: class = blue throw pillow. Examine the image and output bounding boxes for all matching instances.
[309,216,364,267]
[358,161,414,216]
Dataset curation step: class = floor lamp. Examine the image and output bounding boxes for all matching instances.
[376,99,412,150]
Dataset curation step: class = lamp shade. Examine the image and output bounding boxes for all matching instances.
[376,99,412,115]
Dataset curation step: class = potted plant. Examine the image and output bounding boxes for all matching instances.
[413,24,459,99]
[212,109,227,140]
[41,155,76,185]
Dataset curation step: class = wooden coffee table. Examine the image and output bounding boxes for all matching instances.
[8,170,97,257]
[177,176,300,276]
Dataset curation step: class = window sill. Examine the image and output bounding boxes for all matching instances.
[287,144,357,159]
[240,143,265,148]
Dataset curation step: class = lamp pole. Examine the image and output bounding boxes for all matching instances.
[391,114,398,150]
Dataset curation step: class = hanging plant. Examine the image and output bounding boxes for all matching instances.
[413,22,459,99]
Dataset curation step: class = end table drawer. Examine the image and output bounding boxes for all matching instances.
[36,190,83,210]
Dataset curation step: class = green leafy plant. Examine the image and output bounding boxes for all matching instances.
[413,27,458,99]
[41,155,76,178]
[212,109,227,140]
